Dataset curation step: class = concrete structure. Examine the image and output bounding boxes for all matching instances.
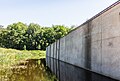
[47,58,118,81]
[46,1,120,80]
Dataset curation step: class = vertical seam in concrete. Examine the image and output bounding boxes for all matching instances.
[50,45,51,69]
[53,43,54,73]
[56,42,57,76]
[58,39,61,81]
[59,39,60,61]
[101,15,103,73]
[89,22,92,70]
[85,21,92,70]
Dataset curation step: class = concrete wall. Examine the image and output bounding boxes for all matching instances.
[52,59,117,81]
[46,1,120,80]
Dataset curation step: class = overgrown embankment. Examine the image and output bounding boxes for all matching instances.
[0,48,45,69]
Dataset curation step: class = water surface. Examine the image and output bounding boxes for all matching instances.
[47,58,119,81]
[0,59,57,81]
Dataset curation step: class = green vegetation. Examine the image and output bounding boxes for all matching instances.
[0,22,73,81]
[0,47,45,69]
[0,48,58,81]
[0,22,73,50]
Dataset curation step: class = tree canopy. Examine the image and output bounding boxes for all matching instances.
[0,22,73,50]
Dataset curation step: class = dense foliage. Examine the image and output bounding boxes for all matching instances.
[0,22,72,50]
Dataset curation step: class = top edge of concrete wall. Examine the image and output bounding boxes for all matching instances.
[47,0,120,47]
[70,0,120,32]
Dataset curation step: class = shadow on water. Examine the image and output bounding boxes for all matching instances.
[0,58,58,81]
[48,58,119,81]
[1,57,119,81]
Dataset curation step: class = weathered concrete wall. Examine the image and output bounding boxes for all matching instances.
[47,58,118,81]
[46,1,120,80]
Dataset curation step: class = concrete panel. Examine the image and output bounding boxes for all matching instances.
[71,29,81,64]
[50,44,53,58]
[46,46,50,68]
[53,42,56,59]
[64,32,74,64]
[52,43,55,73]
[90,17,102,35]
[101,4,120,40]
[91,17,102,42]
[102,37,120,80]
[59,37,65,61]
[70,26,85,67]
[47,46,49,57]
[56,40,60,60]
[91,41,102,73]
[49,45,51,57]
[52,43,55,59]
[55,42,57,59]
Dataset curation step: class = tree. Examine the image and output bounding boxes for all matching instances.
[6,22,28,49]
[0,22,72,50]
[52,25,70,39]
[26,23,41,50]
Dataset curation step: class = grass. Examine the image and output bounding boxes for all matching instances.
[0,47,46,69]
[0,48,58,81]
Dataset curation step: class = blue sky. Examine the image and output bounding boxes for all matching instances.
[0,0,117,27]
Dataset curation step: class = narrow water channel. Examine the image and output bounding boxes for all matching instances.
[47,58,119,81]
[1,58,119,81]
[0,59,58,81]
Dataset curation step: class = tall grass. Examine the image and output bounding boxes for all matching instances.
[0,48,45,69]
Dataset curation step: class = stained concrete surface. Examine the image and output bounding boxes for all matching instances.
[46,1,120,80]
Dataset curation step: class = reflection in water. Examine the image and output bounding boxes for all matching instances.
[0,59,58,81]
[47,58,119,81]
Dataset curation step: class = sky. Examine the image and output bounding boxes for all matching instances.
[0,0,118,27]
